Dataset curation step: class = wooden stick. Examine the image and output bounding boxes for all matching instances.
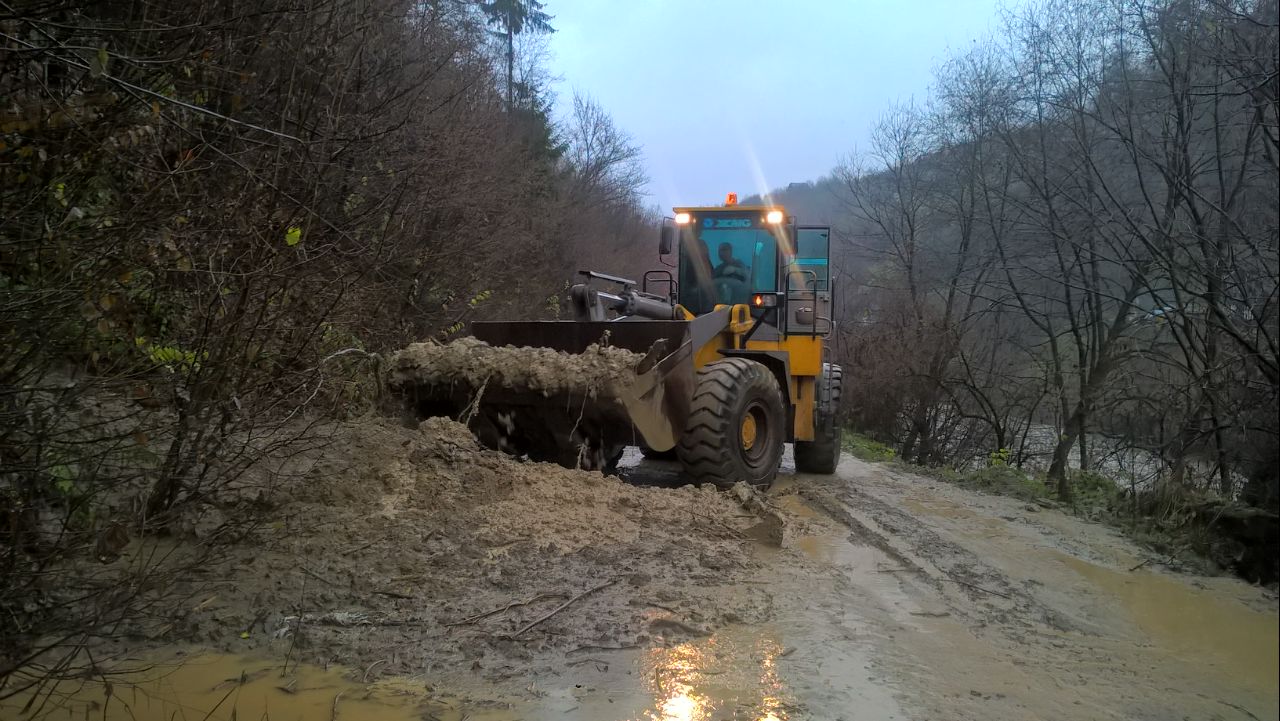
[444,593,565,627]
[300,566,338,587]
[946,577,1012,599]
[508,579,616,639]
[372,590,413,600]
[567,643,640,653]
[330,690,344,721]
[340,540,379,556]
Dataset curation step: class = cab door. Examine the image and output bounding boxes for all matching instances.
[784,226,833,335]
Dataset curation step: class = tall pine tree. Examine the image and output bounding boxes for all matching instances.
[479,0,554,110]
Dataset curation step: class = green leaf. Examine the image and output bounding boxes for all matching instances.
[51,464,75,494]
[284,226,302,247]
[89,47,109,77]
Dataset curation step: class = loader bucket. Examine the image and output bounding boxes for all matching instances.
[390,318,711,471]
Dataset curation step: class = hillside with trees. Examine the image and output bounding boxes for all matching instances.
[759,0,1277,506]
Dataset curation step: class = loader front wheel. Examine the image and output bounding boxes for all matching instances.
[639,444,677,461]
[678,358,785,489]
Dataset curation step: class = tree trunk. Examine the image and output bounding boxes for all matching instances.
[909,402,932,464]
[1048,414,1079,502]
[147,414,190,517]
[1049,363,1113,500]
[506,26,514,110]
[1210,402,1233,497]
[900,426,918,463]
[1079,430,1090,472]
[1242,443,1279,513]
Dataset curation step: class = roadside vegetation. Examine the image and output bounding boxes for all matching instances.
[842,431,897,463]
[0,0,657,699]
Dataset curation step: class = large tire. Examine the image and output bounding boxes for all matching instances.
[602,444,626,476]
[677,358,786,489]
[638,444,678,461]
[795,363,843,474]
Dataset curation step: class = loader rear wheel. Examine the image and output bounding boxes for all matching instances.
[678,358,785,489]
[795,363,843,474]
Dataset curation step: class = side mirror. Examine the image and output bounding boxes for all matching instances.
[659,222,676,255]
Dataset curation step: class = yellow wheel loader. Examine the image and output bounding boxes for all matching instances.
[394,200,842,489]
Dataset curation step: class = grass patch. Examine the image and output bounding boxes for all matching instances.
[840,430,1049,501]
[957,465,1050,501]
[892,462,1050,502]
[842,431,897,462]
[838,431,1076,505]
[1067,470,1121,517]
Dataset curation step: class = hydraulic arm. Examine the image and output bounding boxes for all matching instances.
[568,271,677,322]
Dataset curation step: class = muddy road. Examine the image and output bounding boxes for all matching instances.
[448,450,1278,721]
[11,428,1277,721]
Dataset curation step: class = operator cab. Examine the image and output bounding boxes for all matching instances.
[671,205,780,314]
[654,198,833,337]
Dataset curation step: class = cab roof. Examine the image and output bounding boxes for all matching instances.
[672,205,786,214]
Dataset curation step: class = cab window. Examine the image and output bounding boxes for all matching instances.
[677,214,780,315]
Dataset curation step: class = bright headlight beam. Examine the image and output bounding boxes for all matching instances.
[766,210,784,224]
[675,212,691,225]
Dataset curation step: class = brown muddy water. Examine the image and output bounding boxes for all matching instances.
[1057,552,1280,692]
[2,652,427,721]
[3,632,882,721]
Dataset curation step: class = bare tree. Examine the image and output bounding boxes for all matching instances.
[564,92,650,210]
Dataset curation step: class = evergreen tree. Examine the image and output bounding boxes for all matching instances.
[479,0,555,110]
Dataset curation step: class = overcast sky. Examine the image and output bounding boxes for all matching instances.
[549,0,1012,211]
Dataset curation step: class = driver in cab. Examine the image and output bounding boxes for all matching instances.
[713,242,749,284]
[712,242,750,305]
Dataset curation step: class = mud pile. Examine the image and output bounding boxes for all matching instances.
[389,337,645,397]
[134,415,769,685]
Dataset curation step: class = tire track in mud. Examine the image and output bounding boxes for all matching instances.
[794,461,1280,721]
[794,473,1084,638]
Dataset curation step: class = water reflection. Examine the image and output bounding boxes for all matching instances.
[0,652,427,721]
[642,631,792,721]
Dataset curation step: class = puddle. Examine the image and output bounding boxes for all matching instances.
[1057,553,1280,693]
[2,626,895,721]
[790,532,885,569]
[770,493,935,632]
[636,632,793,720]
[535,623,898,720]
[773,495,879,568]
[2,652,429,721]
[901,497,1008,538]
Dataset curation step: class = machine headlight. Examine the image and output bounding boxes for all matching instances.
[766,210,784,224]
[675,212,692,225]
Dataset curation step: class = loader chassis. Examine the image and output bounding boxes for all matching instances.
[399,204,842,488]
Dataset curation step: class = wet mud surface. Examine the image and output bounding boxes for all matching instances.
[9,431,1277,720]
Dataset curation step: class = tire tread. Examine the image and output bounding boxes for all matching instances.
[677,358,784,488]
[795,363,843,474]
